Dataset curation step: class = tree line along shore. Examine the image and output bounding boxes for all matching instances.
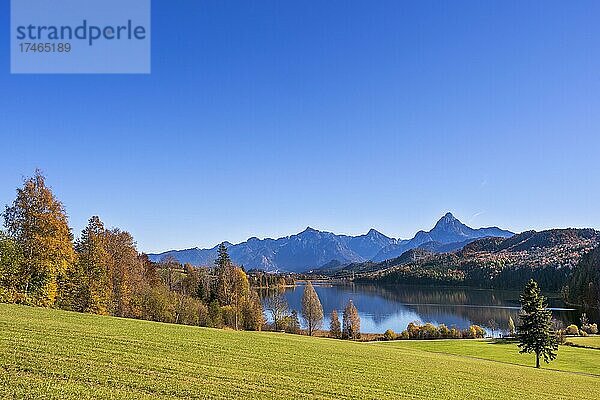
[0,172,597,368]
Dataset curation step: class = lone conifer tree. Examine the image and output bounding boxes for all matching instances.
[301,282,323,335]
[517,279,558,368]
[214,243,234,305]
[215,242,231,268]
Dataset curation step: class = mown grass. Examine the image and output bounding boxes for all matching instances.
[1,303,599,399]
[381,338,600,375]
[567,335,600,350]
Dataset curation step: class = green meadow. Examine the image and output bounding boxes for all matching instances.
[1,303,599,399]
[566,335,600,350]
[381,337,600,375]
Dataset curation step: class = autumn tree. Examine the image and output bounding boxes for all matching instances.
[517,279,559,368]
[265,293,288,331]
[159,255,182,292]
[508,316,516,337]
[139,253,161,288]
[62,216,111,313]
[301,282,323,335]
[0,231,22,301]
[140,284,176,323]
[105,228,143,317]
[488,319,498,338]
[580,313,589,328]
[342,300,360,340]
[329,309,341,338]
[3,171,76,306]
[180,263,200,296]
[231,267,250,329]
[242,289,264,331]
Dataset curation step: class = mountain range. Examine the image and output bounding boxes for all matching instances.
[148,213,514,273]
[355,228,600,291]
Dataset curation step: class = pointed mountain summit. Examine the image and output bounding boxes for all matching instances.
[433,212,459,229]
[366,228,387,238]
[348,228,397,260]
[371,213,513,261]
[301,226,319,234]
[429,212,479,242]
[440,212,457,222]
[148,213,513,272]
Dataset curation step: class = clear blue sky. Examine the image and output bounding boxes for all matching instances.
[1,1,599,253]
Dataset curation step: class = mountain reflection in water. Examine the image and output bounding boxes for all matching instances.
[261,283,588,335]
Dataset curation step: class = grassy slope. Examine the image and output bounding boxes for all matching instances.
[381,338,600,375]
[0,304,598,399]
[567,336,600,350]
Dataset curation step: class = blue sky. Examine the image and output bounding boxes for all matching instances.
[1,0,599,253]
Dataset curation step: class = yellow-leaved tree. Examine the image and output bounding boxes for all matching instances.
[3,171,76,306]
[105,228,143,317]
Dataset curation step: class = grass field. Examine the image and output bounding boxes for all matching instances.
[380,338,600,375]
[566,336,600,350]
[1,304,599,399]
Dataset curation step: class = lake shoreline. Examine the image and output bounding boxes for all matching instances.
[265,281,588,335]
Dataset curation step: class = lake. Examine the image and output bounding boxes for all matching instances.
[269,282,589,335]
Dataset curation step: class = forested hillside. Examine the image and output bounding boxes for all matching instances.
[355,229,599,291]
[565,246,600,308]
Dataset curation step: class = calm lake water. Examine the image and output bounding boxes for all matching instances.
[268,283,589,335]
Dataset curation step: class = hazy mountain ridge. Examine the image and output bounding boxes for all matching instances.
[148,213,513,272]
[149,227,396,272]
[314,248,434,276]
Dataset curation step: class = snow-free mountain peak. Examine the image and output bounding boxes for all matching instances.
[371,213,514,261]
[442,212,457,221]
[148,213,513,272]
[366,228,386,237]
[301,226,319,234]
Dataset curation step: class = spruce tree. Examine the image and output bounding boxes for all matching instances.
[214,243,234,305]
[517,279,558,368]
[215,243,231,269]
